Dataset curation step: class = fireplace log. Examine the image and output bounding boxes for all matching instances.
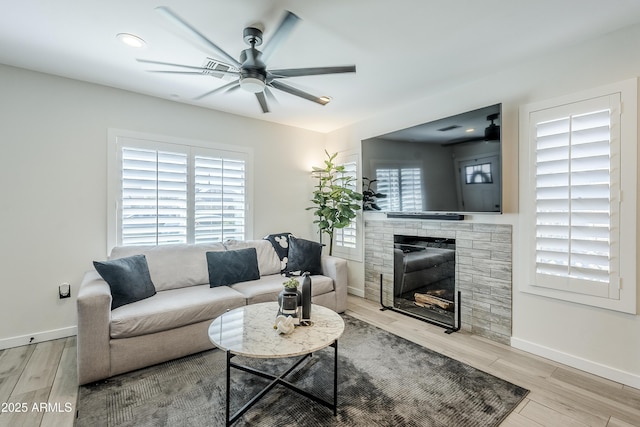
[414,292,454,311]
[425,289,446,297]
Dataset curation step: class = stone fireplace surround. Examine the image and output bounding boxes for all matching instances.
[364,218,512,344]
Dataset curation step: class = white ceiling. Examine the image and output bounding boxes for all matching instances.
[2,0,640,133]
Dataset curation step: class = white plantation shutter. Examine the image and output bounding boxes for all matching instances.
[194,156,245,243]
[121,148,188,245]
[375,166,423,211]
[334,160,357,249]
[111,133,250,247]
[531,95,621,298]
[375,168,400,211]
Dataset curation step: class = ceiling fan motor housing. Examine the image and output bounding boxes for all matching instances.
[239,47,267,92]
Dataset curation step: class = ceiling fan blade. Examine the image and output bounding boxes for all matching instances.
[261,11,301,62]
[264,86,278,104]
[255,92,269,113]
[194,80,240,100]
[269,65,356,78]
[270,80,329,105]
[147,70,210,75]
[136,59,239,76]
[155,6,241,68]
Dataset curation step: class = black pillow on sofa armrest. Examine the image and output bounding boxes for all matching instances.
[286,236,323,276]
[207,247,261,287]
[93,254,157,310]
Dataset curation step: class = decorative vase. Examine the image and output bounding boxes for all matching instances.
[301,271,312,323]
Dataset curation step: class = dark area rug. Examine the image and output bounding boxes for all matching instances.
[77,316,528,426]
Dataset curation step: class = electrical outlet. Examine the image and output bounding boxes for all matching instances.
[59,283,71,299]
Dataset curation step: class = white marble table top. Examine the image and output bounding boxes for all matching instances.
[208,302,345,358]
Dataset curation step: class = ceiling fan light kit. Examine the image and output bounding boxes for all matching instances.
[140,6,356,113]
[240,76,266,93]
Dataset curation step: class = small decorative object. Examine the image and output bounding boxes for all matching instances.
[278,278,301,325]
[362,177,386,211]
[274,315,296,335]
[301,271,312,325]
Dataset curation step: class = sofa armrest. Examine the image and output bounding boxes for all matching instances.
[77,270,112,384]
[321,255,348,313]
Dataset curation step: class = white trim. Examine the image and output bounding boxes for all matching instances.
[0,326,77,351]
[347,286,365,298]
[511,337,640,389]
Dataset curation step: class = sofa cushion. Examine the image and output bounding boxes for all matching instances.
[286,236,323,275]
[207,248,260,287]
[224,239,281,276]
[231,274,334,305]
[93,255,156,310]
[109,243,226,291]
[110,285,246,339]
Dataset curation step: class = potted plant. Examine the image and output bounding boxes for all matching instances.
[282,277,300,290]
[362,177,386,210]
[307,150,363,255]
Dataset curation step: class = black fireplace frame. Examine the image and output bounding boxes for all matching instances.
[379,273,461,334]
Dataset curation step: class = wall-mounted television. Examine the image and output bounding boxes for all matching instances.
[361,103,502,216]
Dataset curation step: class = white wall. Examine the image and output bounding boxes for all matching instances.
[326,23,640,387]
[0,64,325,347]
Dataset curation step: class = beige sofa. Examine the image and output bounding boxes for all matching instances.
[77,239,347,385]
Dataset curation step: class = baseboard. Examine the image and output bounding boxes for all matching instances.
[511,337,640,389]
[0,326,77,350]
[348,286,365,298]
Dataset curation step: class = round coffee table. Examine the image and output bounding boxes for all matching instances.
[209,302,345,426]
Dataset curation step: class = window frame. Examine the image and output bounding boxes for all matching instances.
[518,79,637,314]
[107,129,253,253]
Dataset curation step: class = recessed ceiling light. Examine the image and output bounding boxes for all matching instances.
[116,33,146,48]
[465,128,475,133]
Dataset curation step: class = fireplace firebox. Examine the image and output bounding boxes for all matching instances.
[381,235,460,332]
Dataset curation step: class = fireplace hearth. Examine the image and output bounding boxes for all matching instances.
[388,235,458,330]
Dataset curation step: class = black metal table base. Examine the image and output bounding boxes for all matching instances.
[225,340,339,426]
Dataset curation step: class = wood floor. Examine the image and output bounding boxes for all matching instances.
[0,336,76,427]
[1,296,639,426]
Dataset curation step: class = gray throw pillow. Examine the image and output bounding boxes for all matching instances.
[207,248,260,287]
[286,236,323,275]
[93,254,156,310]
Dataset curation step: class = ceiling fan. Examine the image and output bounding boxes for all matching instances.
[138,6,356,113]
[441,112,501,146]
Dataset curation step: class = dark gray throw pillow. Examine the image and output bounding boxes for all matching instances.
[93,254,156,310]
[286,236,323,275]
[207,247,260,287]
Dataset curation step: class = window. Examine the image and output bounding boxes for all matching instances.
[534,109,613,287]
[334,160,357,249]
[108,130,252,250]
[465,163,493,184]
[121,148,188,245]
[519,79,636,313]
[375,165,423,211]
[331,151,362,262]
